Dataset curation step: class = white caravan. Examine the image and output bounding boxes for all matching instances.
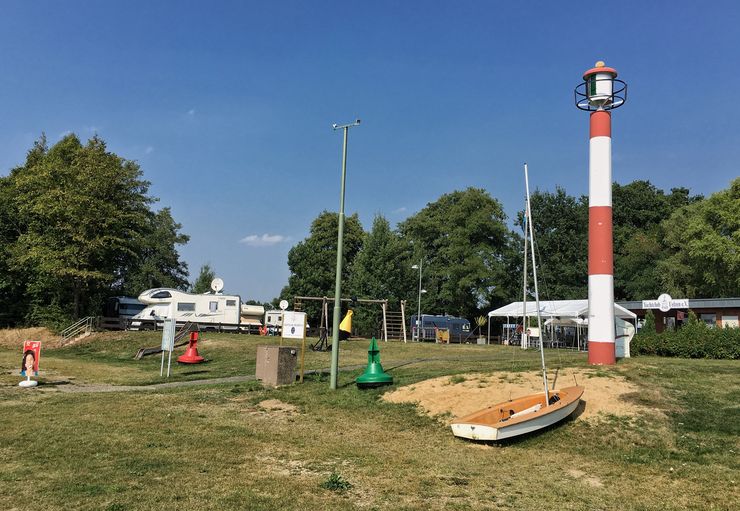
[130,288,241,330]
[264,309,284,335]
[240,304,266,327]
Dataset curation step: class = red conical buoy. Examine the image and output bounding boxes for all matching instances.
[177,332,205,364]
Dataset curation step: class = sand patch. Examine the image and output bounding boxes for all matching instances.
[252,453,351,480]
[243,399,300,420]
[568,469,604,487]
[258,399,299,413]
[382,368,655,422]
[254,455,316,477]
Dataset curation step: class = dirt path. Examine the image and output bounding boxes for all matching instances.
[20,357,492,394]
[46,374,257,393]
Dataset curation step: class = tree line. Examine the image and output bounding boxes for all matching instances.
[282,178,739,335]
[1,134,737,333]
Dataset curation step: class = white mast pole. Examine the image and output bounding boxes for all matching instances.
[524,164,550,405]
[521,197,529,350]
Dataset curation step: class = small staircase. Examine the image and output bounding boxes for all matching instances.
[385,310,406,341]
[60,316,97,346]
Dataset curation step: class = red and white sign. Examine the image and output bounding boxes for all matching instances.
[21,341,41,376]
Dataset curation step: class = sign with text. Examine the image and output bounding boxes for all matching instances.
[161,319,176,352]
[642,294,689,312]
[160,319,176,377]
[282,311,307,340]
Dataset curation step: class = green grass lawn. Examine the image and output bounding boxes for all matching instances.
[0,332,738,510]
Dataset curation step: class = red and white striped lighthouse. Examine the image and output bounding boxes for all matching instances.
[575,61,627,365]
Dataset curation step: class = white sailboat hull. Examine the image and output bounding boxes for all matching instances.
[450,386,584,441]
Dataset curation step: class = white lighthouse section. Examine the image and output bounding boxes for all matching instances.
[589,136,612,206]
[588,275,615,343]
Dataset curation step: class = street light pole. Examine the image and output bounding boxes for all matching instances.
[330,119,360,390]
[412,260,423,341]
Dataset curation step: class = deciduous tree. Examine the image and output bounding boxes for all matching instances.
[659,178,739,297]
[10,134,154,320]
[281,211,364,323]
[519,187,588,300]
[118,208,190,296]
[399,188,510,320]
[612,180,701,299]
[0,134,190,327]
[348,215,415,335]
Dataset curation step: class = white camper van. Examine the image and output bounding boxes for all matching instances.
[240,304,266,333]
[130,288,241,330]
[264,309,284,335]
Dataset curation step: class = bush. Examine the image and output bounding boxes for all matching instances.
[632,315,740,359]
[642,310,657,334]
[25,301,73,333]
[321,472,353,493]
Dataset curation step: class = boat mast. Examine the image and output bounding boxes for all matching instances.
[524,163,550,405]
[521,196,529,349]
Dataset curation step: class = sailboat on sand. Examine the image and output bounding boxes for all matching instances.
[450,164,583,441]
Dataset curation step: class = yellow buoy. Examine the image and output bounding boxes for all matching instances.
[339,310,353,340]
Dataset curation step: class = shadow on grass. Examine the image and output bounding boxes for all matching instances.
[176,369,211,376]
[39,379,73,386]
[300,371,331,382]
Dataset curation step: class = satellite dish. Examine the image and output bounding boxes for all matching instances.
[210,278,224,293]
[279,300,289,311]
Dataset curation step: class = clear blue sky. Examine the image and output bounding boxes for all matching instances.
[1,1,738,301]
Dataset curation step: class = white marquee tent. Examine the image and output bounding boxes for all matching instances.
[488,299,635,320]
[487,299,637,353]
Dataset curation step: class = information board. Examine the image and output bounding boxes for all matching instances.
[161,319,176,351]
[282,311,307,340]
[160,319,176,377]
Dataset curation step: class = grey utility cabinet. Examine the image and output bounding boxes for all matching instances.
[255,345,297,386]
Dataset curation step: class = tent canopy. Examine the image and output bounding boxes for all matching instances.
[488,299,636,320]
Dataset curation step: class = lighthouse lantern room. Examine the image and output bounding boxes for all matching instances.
[575,61,627,111]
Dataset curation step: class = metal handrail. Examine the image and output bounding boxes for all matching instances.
[61,317,90,337]
[574,78,627,111]
[61,316,96,345]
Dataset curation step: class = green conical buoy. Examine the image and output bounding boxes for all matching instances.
[356,337,393,389]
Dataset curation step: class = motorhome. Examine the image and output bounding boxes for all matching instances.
[240,304,265,332]
[130,288,241,330]
[101,296,147,330]
[410,314,471,342]
[264,310,284,335]
[104,296,146,319]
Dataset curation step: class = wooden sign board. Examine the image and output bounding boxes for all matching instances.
[282,311,307,340]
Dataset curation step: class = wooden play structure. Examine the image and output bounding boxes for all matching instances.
[292,296,408,346]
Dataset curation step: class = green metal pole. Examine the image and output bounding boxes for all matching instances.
[330,126,349,390]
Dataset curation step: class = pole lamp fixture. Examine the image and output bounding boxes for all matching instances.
[329,119,361,390]
[574,61,627,365]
